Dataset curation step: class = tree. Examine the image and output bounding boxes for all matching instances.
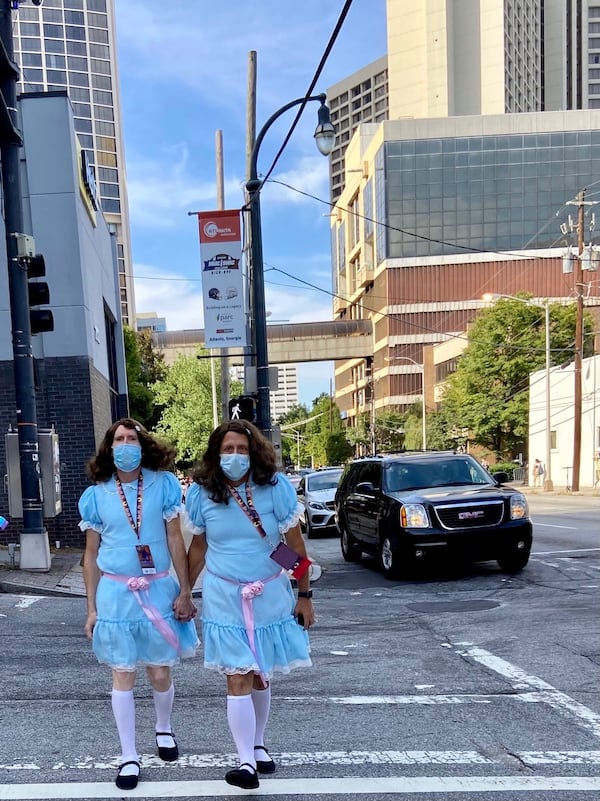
[152,350,242,465]
[123,326,154,427]
[438,296,594,459]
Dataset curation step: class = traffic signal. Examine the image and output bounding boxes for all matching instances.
[25,254,54,334]
[228,395,255,422]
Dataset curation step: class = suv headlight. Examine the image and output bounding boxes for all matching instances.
[510,494,528,520]
[400,503,430,528]
[308,500,327,510]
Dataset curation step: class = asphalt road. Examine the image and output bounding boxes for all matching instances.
[0,495,598,800]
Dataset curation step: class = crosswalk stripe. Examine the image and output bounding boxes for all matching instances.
[0,775,599,799]
[3,749,600,773]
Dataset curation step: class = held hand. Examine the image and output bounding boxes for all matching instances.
[172,593,197,622]
[84,611,97,640]
[294,597,315,629]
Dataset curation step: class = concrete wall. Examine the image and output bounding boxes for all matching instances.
[0,92,128,548]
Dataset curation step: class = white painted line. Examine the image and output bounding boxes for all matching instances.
[455,644,600,738]
[328,694,493,705]
[4,749,599,772]
[533,548,600,555]
[14,596,43,609]
[0,775,599,798]
[522,750,600,765]
[47,750,494,771]
[533,523,578,530]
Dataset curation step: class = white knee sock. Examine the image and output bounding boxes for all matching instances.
[251,685,271,749]
[111,689,138,766]
[153,683,175,733]
[226,694,256,769]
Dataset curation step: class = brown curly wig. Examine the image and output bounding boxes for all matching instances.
[85,418,177,483]
[193,420,276,504]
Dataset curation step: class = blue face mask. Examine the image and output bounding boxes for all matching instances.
[220,453,250,482]
[113,443,142,472]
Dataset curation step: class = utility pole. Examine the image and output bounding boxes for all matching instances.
[572,191,585,492]
[0,1,50,570]
[215,128,229,423]
[243,51,257,397]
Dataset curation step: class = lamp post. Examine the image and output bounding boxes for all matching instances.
[246,93,335,435]
[385,355,427,451]
[483,294,553,491]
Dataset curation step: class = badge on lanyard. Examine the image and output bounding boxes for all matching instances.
[136,543,157,575]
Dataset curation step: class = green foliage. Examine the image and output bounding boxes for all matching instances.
[438,296,594,460]
[152,349,243,466]
[278,394,351,468]
[123,326,155,428]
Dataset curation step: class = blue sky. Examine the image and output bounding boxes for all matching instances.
[114,0,387,406]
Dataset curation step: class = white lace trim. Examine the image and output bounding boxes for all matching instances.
[204,657,312,679]
[278,506,302,536]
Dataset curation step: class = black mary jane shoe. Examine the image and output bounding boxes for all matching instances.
[156,731,179,762]
[115,760,140,790]
[225,763,260,789]
[254,745,276,773]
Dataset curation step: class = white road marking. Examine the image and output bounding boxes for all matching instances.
[326,694,492,705]
[534,548,600,555]
[522,751,600,764]
[455,644,600,738]
[0,775,599,799]
[533,523,578,530]
[14,596,43,609]
[4,749,600,773]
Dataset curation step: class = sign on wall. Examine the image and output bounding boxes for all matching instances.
[197,209,247,348]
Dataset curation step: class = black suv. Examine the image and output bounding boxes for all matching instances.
[334,452,532,578]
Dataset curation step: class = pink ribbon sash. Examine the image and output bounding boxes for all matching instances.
[208,569,281,682]
[102,571,181,653]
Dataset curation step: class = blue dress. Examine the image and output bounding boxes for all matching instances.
[78,468,199,671]
[184,473,311,678]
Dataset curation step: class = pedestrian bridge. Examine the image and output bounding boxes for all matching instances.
[152,319,373,365]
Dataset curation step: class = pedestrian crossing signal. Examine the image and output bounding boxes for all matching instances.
[229,396,255,421]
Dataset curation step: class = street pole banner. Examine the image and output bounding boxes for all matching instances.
[197,209,247,348]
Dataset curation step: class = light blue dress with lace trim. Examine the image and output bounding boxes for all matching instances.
[184,473,311,678]
[78,468,199,671]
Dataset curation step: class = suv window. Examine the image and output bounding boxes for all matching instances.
[352,461,381,489]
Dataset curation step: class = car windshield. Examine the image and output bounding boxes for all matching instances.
[384,457,493,492]
[306,470,343,492]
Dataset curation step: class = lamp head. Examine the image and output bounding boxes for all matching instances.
[314,99,336,157]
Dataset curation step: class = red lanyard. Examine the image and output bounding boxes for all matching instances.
[115,472,143,539]
[228,483,267,538]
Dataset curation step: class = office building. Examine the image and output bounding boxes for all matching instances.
[12,0,135,327]
[331,111,600,427]
[136,312,167,333]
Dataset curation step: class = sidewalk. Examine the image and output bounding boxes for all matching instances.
[0,545,204,598]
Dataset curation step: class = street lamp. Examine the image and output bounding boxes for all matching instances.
[385,355,427,451]
[482,293,553,491]
[246,93,335,435]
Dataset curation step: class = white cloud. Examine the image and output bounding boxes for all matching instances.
[134,263,204,330]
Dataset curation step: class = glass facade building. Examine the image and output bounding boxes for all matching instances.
[375,129,600,261]
[13,0,135,327]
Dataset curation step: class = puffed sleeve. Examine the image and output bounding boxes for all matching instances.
[78,485,102,533]
[162,471,183,521]
[272,473,302,534]
[183,482,206,535]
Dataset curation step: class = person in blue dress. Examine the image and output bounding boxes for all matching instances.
[186,420,315,790]
[79,418,199,791]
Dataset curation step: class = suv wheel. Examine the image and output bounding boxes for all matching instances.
[306,519,316,539]
[379,535,402,579]
[340,521,361,562]
[497,541,531,573]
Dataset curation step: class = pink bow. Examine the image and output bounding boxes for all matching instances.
[241,580,264,601]
[127,576,150,591]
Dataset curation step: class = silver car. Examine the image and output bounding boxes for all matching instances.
[297,468,344,538]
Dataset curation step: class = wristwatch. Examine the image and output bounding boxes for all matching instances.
[298,590,313,599]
